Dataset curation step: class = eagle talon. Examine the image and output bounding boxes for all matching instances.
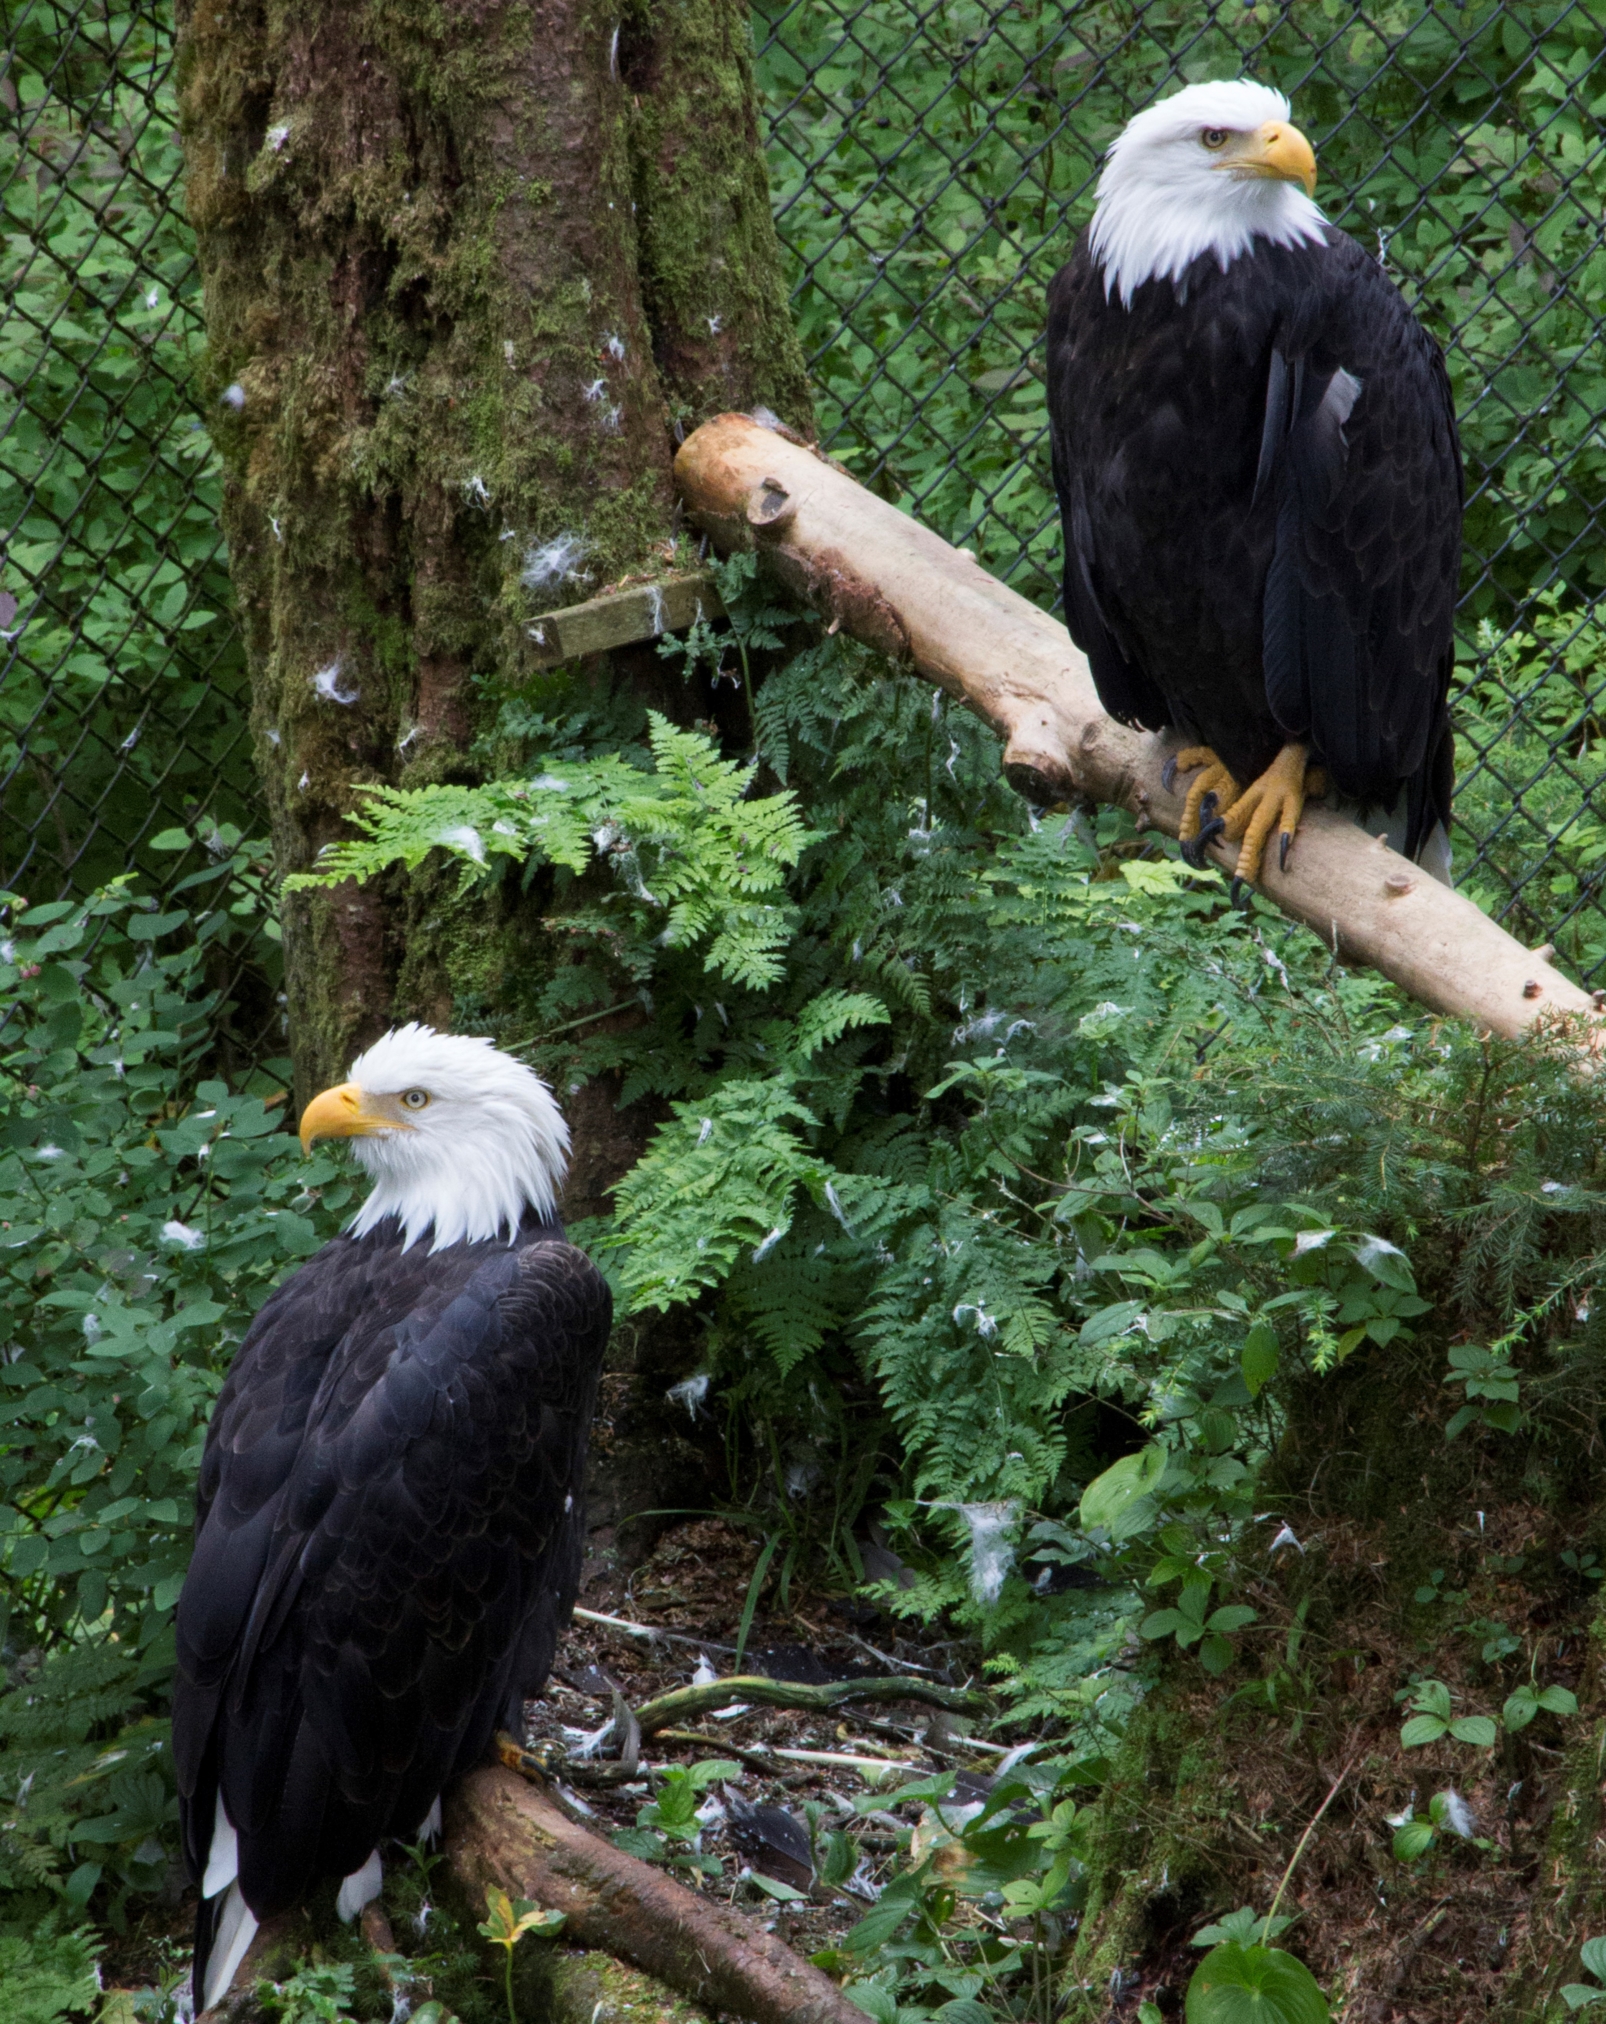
[1219,741,1312,886]
[1174,748,1242,854]
[1180,809,1227,867]
[1161,753,1180,794]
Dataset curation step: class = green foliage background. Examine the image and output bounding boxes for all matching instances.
[7,0,1606,2015]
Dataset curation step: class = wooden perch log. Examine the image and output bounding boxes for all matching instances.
[445,1765,870,2024]
[674,412,1602,1043]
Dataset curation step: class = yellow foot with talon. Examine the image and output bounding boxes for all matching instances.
[1221,741,1317,884]
[1164,745,1242,865]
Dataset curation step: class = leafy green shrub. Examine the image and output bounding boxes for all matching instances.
[293,557,1481,1749]
[0,1921,102,2024]
[1397,1679,1497,1750]
[611,1759,741,1878]
[817,1757,1092,2024]
[0,875,345,1916]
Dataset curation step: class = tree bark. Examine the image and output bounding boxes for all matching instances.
[675,413,1602,1043]
[175,0,810,1098]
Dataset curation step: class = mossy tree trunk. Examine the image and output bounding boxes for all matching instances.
[174,0,810,1101]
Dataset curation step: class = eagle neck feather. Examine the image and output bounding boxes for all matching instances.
[1092,181,1327,308]
[348,1127,562,1252]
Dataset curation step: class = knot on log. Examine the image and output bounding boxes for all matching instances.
[747,478,797,534]
[1004,757,1071,806]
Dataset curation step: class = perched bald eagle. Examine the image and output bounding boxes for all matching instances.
[1047,79,1462,884]
[173,1026,610,2012]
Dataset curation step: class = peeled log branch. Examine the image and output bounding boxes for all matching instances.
[445,1766,870,2024]
[675,413,1601,1042]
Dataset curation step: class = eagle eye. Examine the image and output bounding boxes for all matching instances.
[401,1089,430,1111]
[1201,127,1230,149]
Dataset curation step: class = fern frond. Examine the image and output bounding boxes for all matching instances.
[285,715,817,988]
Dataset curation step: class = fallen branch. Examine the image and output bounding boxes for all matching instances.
[445,1764,871,2024]
[674,413,1602,1043]
[633,1672,981,1736]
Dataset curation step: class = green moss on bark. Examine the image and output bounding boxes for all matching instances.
[175,0,809,1092]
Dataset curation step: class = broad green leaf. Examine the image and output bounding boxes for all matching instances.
[1080,1445,1166,1533]
[1399,1715,1449,1749]
[1579,1938,1606,1982]
[1240,1323,1279,1396]
[477,1885,566,1948]
[1392,1820,1435,1862]
[1186,1941,1330,2024]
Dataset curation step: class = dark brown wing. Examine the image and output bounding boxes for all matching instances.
[174,1221,609,1960]
[1259,232,1462,850]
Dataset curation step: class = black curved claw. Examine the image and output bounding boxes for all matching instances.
[1278,828,1295,873]
[1229,876,1249,910]
[1179,811,1227,869]
[1161,753,1180,794]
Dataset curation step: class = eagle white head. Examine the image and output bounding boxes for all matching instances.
[298,1024,570,1252]
[1090,79,1326,307]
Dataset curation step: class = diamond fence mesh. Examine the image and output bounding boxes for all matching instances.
[1,2,282,1073]
[5,2,1606,1029]
[754,0,1606,973]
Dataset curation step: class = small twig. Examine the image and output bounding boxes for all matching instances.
[572,1605,738,1654]
[512,999,644,1047]
[1262,1756,1356,1943]
[767,1746,916,1779]
[841,1630,942,1677]
[656,1726,797,1776]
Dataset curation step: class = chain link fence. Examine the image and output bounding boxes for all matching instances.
[755,0,1606,972]
[1,4,281,1072]
[5,2,1606,992]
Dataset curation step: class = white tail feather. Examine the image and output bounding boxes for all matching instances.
[201,1789,238,1900]
[201,1881,259,2012]
[336,1847,383,1921]
[417,1795,442,1843]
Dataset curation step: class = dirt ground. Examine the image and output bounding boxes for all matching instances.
[540,1515,985,1957]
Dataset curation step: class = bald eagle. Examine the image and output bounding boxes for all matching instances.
[173,1026,610,2012]
[1047,80,1462,884]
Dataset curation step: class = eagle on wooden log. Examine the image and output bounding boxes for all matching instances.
[1047,79,1463,887]
[172,1026,610,2012]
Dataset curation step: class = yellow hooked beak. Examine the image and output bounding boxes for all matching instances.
[1237,119,1318,198]
[298,1081,412,1152]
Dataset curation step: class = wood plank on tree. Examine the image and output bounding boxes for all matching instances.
[673,412,1602,1044]
[526,573,726,667]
